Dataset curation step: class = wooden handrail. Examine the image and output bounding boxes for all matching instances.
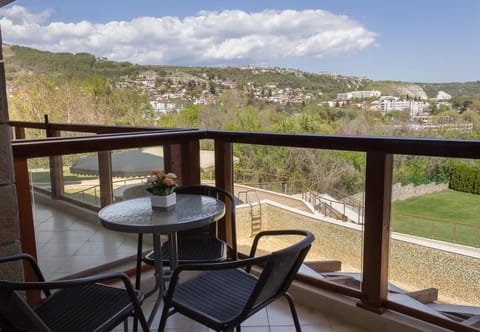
[205,130,480,159]
[9,120,186,134]
[12,129,205,158]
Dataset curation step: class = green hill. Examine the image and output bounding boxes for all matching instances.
[4,44,142,80]
[4,44,480,103]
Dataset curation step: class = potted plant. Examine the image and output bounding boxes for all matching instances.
[146,170,177,211]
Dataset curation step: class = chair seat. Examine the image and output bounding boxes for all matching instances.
[158,230,314,332]
[35,283,144,332]
[173,269,258,328]
[143,237,227,265]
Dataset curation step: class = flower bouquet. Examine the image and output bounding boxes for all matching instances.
[146,170,177,211]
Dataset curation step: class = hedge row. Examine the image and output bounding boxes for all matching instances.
[449,163,480,194]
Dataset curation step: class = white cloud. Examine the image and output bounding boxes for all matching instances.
[0,6,377,67]
[0,5,51,25]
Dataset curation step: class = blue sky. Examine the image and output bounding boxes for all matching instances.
[1,0,479,83]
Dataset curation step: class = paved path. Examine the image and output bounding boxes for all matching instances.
[233,184,313,213]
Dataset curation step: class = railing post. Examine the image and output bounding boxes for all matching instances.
[44,115,64,199]
[14,126,25,139]
[98,151,113,207]
[163,144,182,179]
[214,139,234,244]
[14,157,41,304]
[180,140,201,185]
[358,151,393,313]
[50,129,64,199]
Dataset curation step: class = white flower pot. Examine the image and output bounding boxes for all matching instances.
[151,193,176,211]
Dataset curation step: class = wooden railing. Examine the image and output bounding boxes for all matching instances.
[10,121,480,332]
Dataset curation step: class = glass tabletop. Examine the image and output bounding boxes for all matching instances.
[98,194,225,234]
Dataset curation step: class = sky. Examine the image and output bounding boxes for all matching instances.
[0,0,479,83]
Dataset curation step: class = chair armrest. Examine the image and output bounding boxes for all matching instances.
[0,253,46,282]
[167,254,270,292]
[174,255,269,273]
[2,271,140,305]
[249,229,311,257]
[2,272,145,326]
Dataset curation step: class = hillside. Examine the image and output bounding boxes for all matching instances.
[4,45,142,80]
[364,81,429,99]
[6,44,480,101]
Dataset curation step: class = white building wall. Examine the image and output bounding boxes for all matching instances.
[378,97,429,116]
[337,90,381,100]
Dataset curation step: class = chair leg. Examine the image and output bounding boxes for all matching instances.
[130,297,150,331]
[158,300,171,331]
[284,293,302,332]
[124,319,128,332]
[137,312,150,332]
[134,234,143,331]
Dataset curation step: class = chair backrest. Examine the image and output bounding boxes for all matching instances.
[0,286,51,331]
[175,185,237,258]
[245,230,314,313]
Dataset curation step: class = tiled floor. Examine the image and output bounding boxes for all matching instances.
[33,200,366,331]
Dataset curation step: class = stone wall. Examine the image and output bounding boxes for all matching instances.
[0,39,23,281]
[391,182,449,202]
[349,182,449,203]
[236,202,480,306]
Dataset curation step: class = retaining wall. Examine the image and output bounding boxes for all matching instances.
[349,182,449,203]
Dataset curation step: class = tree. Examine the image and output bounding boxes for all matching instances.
[209,82,216,95]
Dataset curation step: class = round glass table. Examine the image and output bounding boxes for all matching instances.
[98,194,225,325]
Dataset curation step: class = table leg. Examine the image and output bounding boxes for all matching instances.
[147,233,163,326]
[135,233,143,290]
[169,232,178,272]
[134,234,143,332]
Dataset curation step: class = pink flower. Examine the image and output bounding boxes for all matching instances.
[146,170,177,195]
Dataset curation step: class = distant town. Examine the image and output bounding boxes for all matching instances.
[115,66,472,133]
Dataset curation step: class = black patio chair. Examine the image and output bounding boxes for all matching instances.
[143,185,238,266]
[0,253,149,332]
[158,229,315,332]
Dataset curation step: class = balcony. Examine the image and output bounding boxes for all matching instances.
[33,200,365,331]
[5,121,480,331]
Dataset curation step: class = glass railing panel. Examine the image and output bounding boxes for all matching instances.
[233,146,366,287]
[389,155,480,328]
[28,153,151,280]
[29,157,53,193]
[62,152,101,206]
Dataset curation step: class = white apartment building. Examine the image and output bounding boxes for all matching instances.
[337,90,381,101]
[150,100,178,114]
[378,96,429,116]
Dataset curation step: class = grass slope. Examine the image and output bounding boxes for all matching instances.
[392,190,480,247]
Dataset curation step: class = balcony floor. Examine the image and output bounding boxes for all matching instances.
[32,199,367,331]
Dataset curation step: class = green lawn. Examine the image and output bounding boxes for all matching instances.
[392,190,480,247]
